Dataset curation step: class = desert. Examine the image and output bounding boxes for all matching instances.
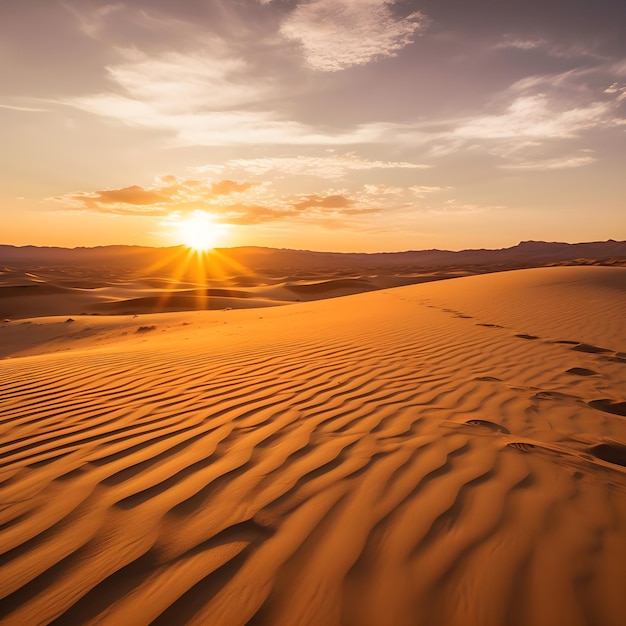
[3,1,626,623]
[1,245,625,625]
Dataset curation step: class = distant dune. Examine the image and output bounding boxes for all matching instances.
[0,265,625,625]
[1,239,624,320]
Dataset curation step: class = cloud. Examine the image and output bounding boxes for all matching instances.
[210,180,256,195]
[62,2,125,39]
[279,0,427,71]
[0,103,47,112]
[61,22,364,146]
[54,190,167,216]
[499,155,597,171]
[427,200,501,216]
[419,59,625,166]
[452,95,613,140]
[49,175,435,227]
[64,44,272,130]
[363,184,405,196]
[293,193,353,210]
[61,4,421,147]
[425,95,605,157]
[604,82,626,101]
[199,153,430,178]
[495,37,544,51]
[52,185,170,215]
[68,90,400,146]
[51,177,260,215]
[92,185,167,206]
[493,36,604,61]
[409,185,450,197]
[103,47,269,111]
[201,203,295,226]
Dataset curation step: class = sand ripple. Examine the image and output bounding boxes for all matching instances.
[1,267,625,625]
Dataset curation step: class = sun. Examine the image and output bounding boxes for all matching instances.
[174,211,229,251]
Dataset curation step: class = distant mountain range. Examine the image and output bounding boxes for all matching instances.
[1,239,625,272]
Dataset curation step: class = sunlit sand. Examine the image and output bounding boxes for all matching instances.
[1,263,625,625]
[3,0,625,622]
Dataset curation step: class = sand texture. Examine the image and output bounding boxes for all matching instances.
[1,266,625,625]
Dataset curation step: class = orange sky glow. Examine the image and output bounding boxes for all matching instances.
[1,0,625,252]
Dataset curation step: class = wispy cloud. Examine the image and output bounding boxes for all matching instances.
[604,82,626,101]
[493,35,604,61]
[61,5,368,146]
[63,42,275,137]
[494,36,544,51]
[279,0,427,72]
[62,2,125,39]
[419,56,625,169]
[67,90,398,146]
[60,4,623,154]
[499,155,597,171]
[409,185,451,197]
[452,95,613,140]
[429,200,501,215]
[104,47,270,111]
[0,103,47,112]
[59,2,424,147]
[198,153,430,178]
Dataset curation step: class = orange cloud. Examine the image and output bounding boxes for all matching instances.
[50,178,418,226]
[210,180,256,195]
[93,185,167,205]
[55,178,258,211]
[221,204,296,225]
[293,193,353,211]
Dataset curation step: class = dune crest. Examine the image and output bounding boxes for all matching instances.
[1,266,625,625]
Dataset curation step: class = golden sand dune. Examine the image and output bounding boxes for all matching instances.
[0,266,625,625]
[0,266,464,321]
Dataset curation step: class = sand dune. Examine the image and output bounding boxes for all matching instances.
[1,266,625,625]
[3,242,623,321]
[0,265,467,321]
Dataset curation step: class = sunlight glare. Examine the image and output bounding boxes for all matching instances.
[175,211,228,251]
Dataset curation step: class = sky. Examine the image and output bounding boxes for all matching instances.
[1,0,625,252]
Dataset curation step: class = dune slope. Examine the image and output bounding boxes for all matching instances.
[0,266,625,626]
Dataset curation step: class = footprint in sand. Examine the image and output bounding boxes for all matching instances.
[565,367,598,377]
[606,355,626,364]
[589,442,626,468]
[464,419,510,434]
[571,343,611,354]
[136,325,157,333]
[588,399,626,417]
[552,341,625,363]
[532,390,581,401]
[507,442,537,453]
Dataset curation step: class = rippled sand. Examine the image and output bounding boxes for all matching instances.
[1,266,625,625]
